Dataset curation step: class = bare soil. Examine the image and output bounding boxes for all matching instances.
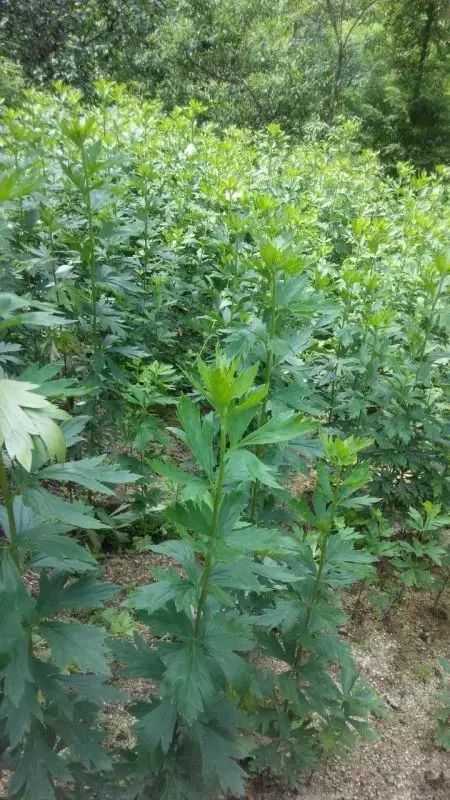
[246,591,450,800]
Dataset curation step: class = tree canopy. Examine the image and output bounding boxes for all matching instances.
[0,1,449,166]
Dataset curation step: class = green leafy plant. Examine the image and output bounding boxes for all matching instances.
[0,388,136,799]
[390,503,449,601]
[251,434,382,780]
[0,261,139,797]
[107,357,382,796]
[113,353,294,797]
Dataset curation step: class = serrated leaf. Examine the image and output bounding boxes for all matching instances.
[228,405,259,447]
[60,415,91,447]
[135,700,177,754]
[23,486,108,529]
[110,634,165,680]
[36,573,119,615]
[196,357,259,412]
[16,527,97,572]
[193,723,248,796]
[1,634,33,707]
[0,549,35,658]
[161,640,215,723]
[211,559,265,593]
[340,494,381,508]
[57,673,126,705]
[164,500,212,538]
[150,540,198,577]
[38,456,140,495]
[40,621,110,674]
[0,682,42,748]
[175,396,214,478]
[53,719,112,771]
[226,525,298,555]
[8,723,71,799]
[0,170,37,202]
[150,459,208,501]
[125,575,194,615]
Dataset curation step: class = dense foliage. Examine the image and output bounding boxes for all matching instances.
[1,0,449,168]
[0,81,449,798]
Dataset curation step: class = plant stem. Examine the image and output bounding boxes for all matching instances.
[142,181,150,292]
[290,531,328,677]
[80,142,98,354]
[13,150,25,231]
[0,450,19,567]
[355,327,378,434]
[194,412,228,638]
[350,581,365,619]
[290,468,342,677]
[414,272,445,388]
[328,288,352,424]
[433,567,449,608]
[250,269,277,520]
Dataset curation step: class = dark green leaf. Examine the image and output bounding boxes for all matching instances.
[40,622,110,674]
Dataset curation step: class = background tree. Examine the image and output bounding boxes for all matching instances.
[386,0,450,167]
[320,0,381,121]
[0,0,448,168]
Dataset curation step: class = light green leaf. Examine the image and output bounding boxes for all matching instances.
[125,576,193,614]
[38,456,141,495]
[150,458,208,501]
[23,486,108,529]
[225,449,281,488]
[226,525,298,555]
[0,379,69,470]
[237,412,314,448]
[173,396,214,478]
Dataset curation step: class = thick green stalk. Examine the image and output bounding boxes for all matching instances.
[49,232,63,310]
[290,468,342,676]
[328,287,353,424]
[0,451,19,567]
[289,531,328,679]
[142,182,150,292]
[48,230,68,377]
[13,150,25,232]
[355,327,379,434]
[262,269,277,417]
[194,412,228,638]
[414,272,445,387]
[250,269,277,520]
[80,143,98,353]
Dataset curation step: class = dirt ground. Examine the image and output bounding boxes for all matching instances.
[246,592,450,800]
[1,550,448,800]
